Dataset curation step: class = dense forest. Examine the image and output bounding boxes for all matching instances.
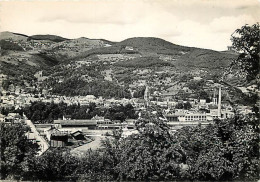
[1,62,38,90]
[51,79,132,98]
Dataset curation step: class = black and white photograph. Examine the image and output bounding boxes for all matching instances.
[0,0,259,181]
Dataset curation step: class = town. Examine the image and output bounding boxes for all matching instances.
[0,67,256,155]
[0,1,259,180]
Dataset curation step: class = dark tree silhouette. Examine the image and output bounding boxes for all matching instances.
[230,23,259,81]
[0,123,39,180]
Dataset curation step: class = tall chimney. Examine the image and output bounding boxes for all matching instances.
[218,86,221,118]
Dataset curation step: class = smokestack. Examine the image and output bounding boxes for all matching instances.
[218,86,221,118]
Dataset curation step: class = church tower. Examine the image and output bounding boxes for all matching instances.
[217,86,222,118]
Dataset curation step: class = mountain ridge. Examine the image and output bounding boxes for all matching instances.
[0,31,239,73]
[0,31,246,100]
[0,31,232,52]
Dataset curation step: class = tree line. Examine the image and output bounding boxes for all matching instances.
[51,78,131,98]
[1,109,258,181]
[1,101,138,123]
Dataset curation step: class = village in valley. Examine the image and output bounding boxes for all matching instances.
[0,0,259,180]
[0,35,257,154]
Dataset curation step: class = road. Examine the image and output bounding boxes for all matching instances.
[71,136,105,155]
[24,119,49,155]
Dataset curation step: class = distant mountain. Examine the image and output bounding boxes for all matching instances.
[0,32,243,97]
[75,37,191,57]
[0,32,239,71]
[71,36,238,71]
[46,37,116,59]
[0,31,28,41]
[0,32,68,43]
[116,37,191,54]
[28,34,69,42]
[51,37,114,50]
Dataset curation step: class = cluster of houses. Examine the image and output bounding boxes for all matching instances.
[1,65,258,153]
[97,54,138,65]
[2,38,56,51]
[42,126,88,147]
[0,85,256,154]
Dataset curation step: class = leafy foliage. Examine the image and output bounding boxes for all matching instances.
[1,62,38,89]
[133,86,146,98]
[21,101,137,123]
[175,102,192,110]
[174,114,259,181]
[2,110,258,181]
[51,78,131,98]
[231,23,260,81]
[105,103,138,122]
[0,123,39,180]
[101,109,185,181]
[22,148,80,181]
[22,101,101,123]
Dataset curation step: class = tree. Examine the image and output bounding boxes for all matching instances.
[104,104,137,122]
[22,148,81,181]
[184,102,192,110]
[175,102,192,110]
[199,90,210,101]
[124,103,138,119]
[230,23,259,81]
[0,123,39,180]
[77,150,115,181]
[175,102,184,109]
[173,114,259,181]
[102,109,185,181]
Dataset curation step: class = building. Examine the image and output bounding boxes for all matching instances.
[121,127,139,138]
[125,46,134,51]
[50,134,68,147]
[54,119,97,129]
[26,132,37,144]
[71,130,85,140]
[165,112,208,122]
[44,127,69,147]
[0,114,5,122]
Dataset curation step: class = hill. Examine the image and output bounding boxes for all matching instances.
[116,37,191,54]
[71,36,238,71]
[175,49,237,69]
[73,37,191,58]
[0,39,24,51]
[28,34,69,42]
[0,33,244,98]
[48,37,116,58]
[0,31,28,41]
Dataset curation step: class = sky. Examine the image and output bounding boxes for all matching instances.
[0,0,259,51]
